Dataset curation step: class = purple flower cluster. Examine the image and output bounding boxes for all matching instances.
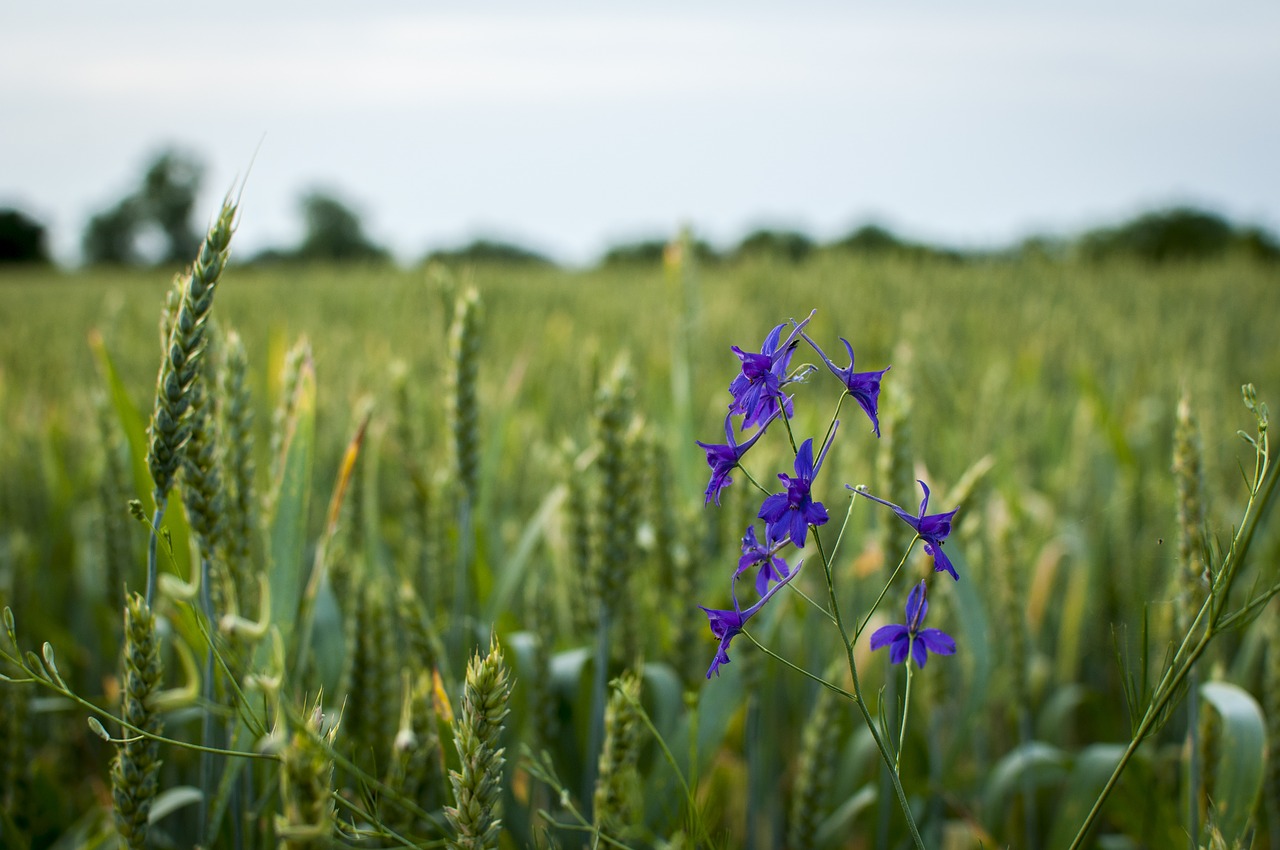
[696,310,961,678]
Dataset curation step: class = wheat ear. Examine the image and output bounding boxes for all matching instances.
[446,635,512,850]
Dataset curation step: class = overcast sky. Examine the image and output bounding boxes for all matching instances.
[3,1,1278,265]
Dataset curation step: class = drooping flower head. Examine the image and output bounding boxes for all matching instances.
[728,312,814,429]
[804,334,890,437]
[737,524,790,595]
[699,561,804,678]
[850,479,960,580]
[870,580,956,667]
[695,409,779,506]
[758,424,837,549]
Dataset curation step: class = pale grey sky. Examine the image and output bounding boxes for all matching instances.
[3,1,1278,265]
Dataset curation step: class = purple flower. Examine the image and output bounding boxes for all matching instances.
[728,312,813,429]
[758,426,837,549]
[870,580,956,667]
[699,561,804,678]
[850,480,960,580]
[804,334,889,437]
[737,524,790,595]
[695,410,779,506]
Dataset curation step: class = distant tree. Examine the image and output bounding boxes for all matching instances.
[598,236,720,268]
[81,147,205,266]
[832,224,903,255]
[296,190,390,263]
[424,239,552,267]
[733,229,815,264]
[136,150,203,265]
[83,198,143,265]
[1236,226,1280,262]
[1080,207,1236,263]
[0,208,51,264]
[599,239,667,267]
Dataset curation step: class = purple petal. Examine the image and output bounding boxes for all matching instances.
[793,439,815,481]
[904,581,928,629]
[888,634,911,665]
[870,623,907,651]
[758,493,789,523]
[916,480,932,519]
[911,638,929,668]
[926,542,959,581]
[917,628,956,657]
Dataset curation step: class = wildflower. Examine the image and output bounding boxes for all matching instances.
[737,524,790,595]
[870,580,955,667]
[728,312,813,428]
[850,479,960,580]
[759,427,837,549]
[803,334,889,437]
[695,409,778,506]
[699,562,804,678]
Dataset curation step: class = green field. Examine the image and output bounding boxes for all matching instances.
[1,234,1278,849]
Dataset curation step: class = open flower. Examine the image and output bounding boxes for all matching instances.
[695,409,778,506]
[850,479,960,580]
[758,425,837,549]
[870,580,955,667]
[737,524,790,595]
[728,312,813,428]
[803,334,889,437]
[699,561,804,678]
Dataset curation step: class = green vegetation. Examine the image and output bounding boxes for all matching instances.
[0,227,1278,847]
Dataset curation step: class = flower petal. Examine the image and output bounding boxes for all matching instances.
[917,628,956,657]
[870,623,907,651]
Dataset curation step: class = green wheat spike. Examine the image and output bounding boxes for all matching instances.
[95,391,134,615]
[592,671,644,839]
[448,286,483,508]
[277,695,340,849]
[1172,389,1208,636]
[876,340,916,562]
[340,569,400,779]
[446,635,512,850]
[218,328,258,615]
[788,665,844,850]
[110,593,164,850]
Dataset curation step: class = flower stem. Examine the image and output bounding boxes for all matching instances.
[811,526,925,849]
[896,659,914,775]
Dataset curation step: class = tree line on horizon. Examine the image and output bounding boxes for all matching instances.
[2,147,1278,269]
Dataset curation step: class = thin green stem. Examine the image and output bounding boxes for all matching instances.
[896,660,914,775]
[145,498,167,607]
[856,536,917,639]
[810,525,925,849]
[741,630,854,700]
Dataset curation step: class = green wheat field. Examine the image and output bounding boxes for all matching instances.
[1,203,1278,849]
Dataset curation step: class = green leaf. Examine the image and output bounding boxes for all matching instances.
[1045,743,1126,849]
[982,740,1069,825]
[147,785,203,824]
[264,355,315,665]
[1199,681,1267,845]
